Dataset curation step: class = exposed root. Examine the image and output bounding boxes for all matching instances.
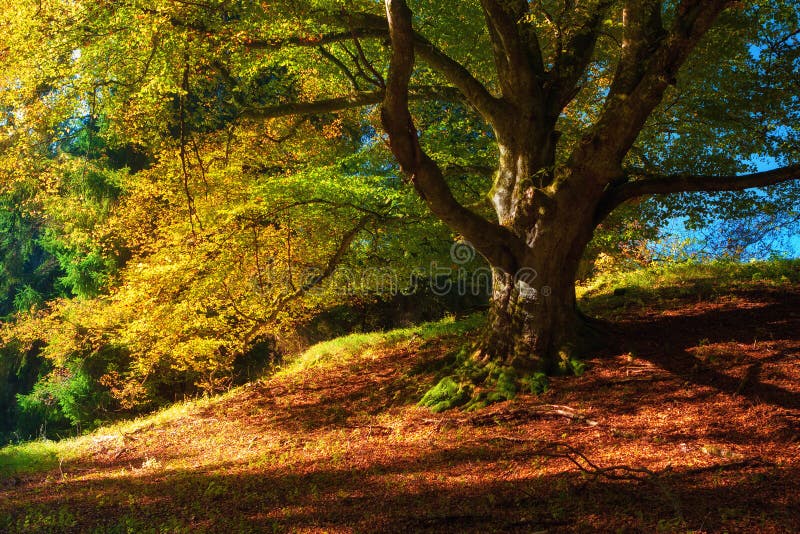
[483,438,774,525]
[423,403,600,428]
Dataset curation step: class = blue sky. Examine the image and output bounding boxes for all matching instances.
[660,156,800,259]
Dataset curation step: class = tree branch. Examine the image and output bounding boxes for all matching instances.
[239,86,461,121]
[342,12,505,124]
[261,214,373,325]
[317,46,360,91]
[549,0,615,111]
[139,5,503,123]
[571,0,733,180]
[595,163,800,224]
[607,0,666,98]
[381,0,525,271]
[479,0,543,107]
[244,29,387,50]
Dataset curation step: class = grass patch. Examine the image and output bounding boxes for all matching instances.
[277,313,484,376]
[0,439,78,478]
[580,258,800,297]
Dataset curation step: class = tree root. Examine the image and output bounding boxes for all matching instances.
[423,403,599,427]
[487,438,773,524]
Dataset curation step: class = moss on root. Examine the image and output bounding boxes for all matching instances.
[418,347,587,412]
[418,377,471,412]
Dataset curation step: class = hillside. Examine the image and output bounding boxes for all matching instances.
[1,263,799,533]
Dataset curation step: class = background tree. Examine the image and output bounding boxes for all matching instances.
[0,0,471,435]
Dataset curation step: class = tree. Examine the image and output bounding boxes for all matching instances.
[3,0,799,380]
[379,0,799,373]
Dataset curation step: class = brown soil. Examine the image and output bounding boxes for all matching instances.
[1,286,798,533]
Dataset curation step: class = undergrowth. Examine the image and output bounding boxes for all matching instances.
[580,258,800,298]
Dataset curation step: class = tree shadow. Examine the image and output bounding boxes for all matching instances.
[1,440,797,533]
[605,289,800,411]
[225,340,455,434]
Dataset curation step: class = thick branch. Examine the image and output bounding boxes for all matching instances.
[549,0,615,111]
[571,0,732,179]
[245,28,386,49]
[412,33,507,123]
[382,0,524,271]
[608,0,666,97]
[479,0,543,107]
[595,164,800,223]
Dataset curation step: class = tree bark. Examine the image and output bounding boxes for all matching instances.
[477,138,598,372]
[480,264,582,374]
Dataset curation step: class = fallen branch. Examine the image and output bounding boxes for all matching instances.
[681,457,774,476]
[468,405,600,427]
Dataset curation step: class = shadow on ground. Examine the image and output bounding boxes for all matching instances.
[2,441,798,533]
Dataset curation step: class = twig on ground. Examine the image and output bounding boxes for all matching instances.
[468,405,600,427]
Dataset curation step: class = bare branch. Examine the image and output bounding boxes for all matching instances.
[595,163,800,223]
[242,91,384,120]
[350,34,385,88]
[339,45,378,88]
[262,215,372,323]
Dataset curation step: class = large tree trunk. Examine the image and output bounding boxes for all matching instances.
[477,135,600,374]
[480,264,582,374]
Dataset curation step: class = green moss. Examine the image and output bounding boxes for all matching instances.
[522,372,549,394]
[418,376,471,412]
[421,358,557,412]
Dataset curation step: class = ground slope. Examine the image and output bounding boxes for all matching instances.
[1,271,799,533]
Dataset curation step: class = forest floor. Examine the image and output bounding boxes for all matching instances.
[1,268,799,533]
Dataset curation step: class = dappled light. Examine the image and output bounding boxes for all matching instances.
[1,0,799,531]
[2,275,799,531]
